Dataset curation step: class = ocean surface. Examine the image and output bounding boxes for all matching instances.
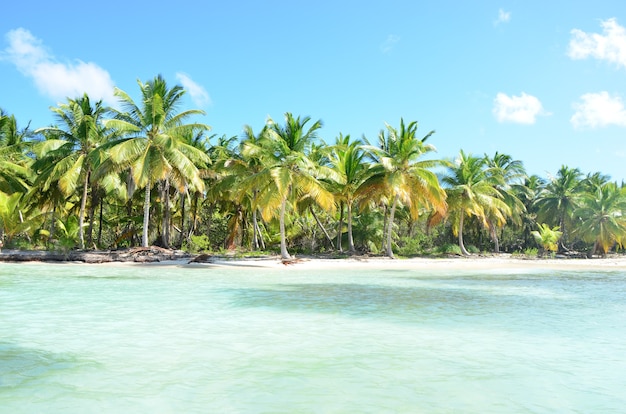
[1,262,625,413]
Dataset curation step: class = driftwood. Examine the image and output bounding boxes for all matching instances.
[0,247,191,263]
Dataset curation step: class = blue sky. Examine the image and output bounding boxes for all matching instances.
[1,1,625,181]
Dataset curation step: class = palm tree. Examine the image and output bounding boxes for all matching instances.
[246,113,334,260]
[359,119,446,258]
[531,223,563,254]
[328,134,369,254]
[534,165,584,251]
[484,152,527,252]
[105,75,211,247]
[33,94,110,249]
[574,182,626,256]
[0,109,33,195]
[442,150,510,256]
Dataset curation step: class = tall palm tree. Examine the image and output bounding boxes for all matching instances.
[328,134,369,254]
[105,75,211,247]
[0,109,33,195]
[359,119,446,258]
[534,165,584,250]
[442,150,510,256]
[575,182,626,256]
[245,113,334,260]
[33,94,110,249]
[484,152,527,252]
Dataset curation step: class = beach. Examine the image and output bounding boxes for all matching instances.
[4,247,626,272]
[200,254,626,271]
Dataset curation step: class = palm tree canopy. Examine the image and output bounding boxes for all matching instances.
[575,182,626,254]
[104,75,211,193]
[359,118,447,219]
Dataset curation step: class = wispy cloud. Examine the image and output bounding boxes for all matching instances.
[493,92,547,124]
[1,28,115,104]
[380,34,400,53]
[494,9,511,26]
[176,72,211,108]
[568,18,626,69]
[571,91,626,128]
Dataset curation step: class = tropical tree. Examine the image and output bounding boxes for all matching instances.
[484,152,527,252]
[328,134,369,253]
[531,223,563,254]
[105,75,211,247]
[442,150,511,256]
[359,119,447,258]
[574,182,626,256]
[0,109,33,195]
[245,113,335,259]
[33,94,110,249]
[534,165,584,250]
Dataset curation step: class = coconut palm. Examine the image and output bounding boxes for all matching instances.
[245,113,334,260]
[484,152,527,252]
[105,75,211,247]
[33,94,110,249]
[328,134,370,253]
[574,182,626,256]
[0,109,33,195]
[442,150,510,256]
[534,165,584,250]
[359,119,446,258]
[531,223,563,254]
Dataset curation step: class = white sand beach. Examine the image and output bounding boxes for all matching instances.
[183,254,626,272]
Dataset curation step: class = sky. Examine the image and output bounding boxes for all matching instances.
[1,0,625,182]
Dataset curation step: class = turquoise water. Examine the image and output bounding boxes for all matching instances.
[1,262,625,413]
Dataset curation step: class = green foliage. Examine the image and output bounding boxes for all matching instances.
[524,247,539,257]
[397,232,435,256]
[187,234,211,253]
[436,243,463,256]
[531,223,563,252]
[466,245,480,254]
[55,215,81,251]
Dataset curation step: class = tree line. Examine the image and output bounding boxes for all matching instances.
[1,74,626,259]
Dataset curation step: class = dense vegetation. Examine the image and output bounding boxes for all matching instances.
[2,75,626,259]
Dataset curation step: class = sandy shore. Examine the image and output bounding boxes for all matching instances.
[3,248,626,272]
[179,254,626,272]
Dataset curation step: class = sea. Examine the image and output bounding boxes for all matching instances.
[1,262,625,413]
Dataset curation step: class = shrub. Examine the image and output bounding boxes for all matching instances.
[188,234,211,253]
[437,243,462,256]
[523,247,538,257]
[466,245,480,254]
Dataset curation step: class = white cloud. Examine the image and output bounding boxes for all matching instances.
[176,72,211,108]
[380,34,400,53]
[493,92,546,124]
[495,9,511,25]
[2,28,115,104]
[568,18,626,69]
[571,91,626,128]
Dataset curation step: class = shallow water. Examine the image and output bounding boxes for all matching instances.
[1,263,625,413]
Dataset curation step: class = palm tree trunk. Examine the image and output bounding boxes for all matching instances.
[142,181,151,247]
[336,201,344,252]
[252,208,259,250]
[179,192,186,248]
[385,195,399,258]
[279,198,291,260]
[309,206,333,248]
[347,201,356,254]
[161,179,171,248]
[97,199,103,247]
[458,214,470,256]
[87,188,98,248]
[488,220,500,253]
[78,171,90,249]
[254,215,266,250]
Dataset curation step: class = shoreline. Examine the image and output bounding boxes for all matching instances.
[3,248,626,272]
